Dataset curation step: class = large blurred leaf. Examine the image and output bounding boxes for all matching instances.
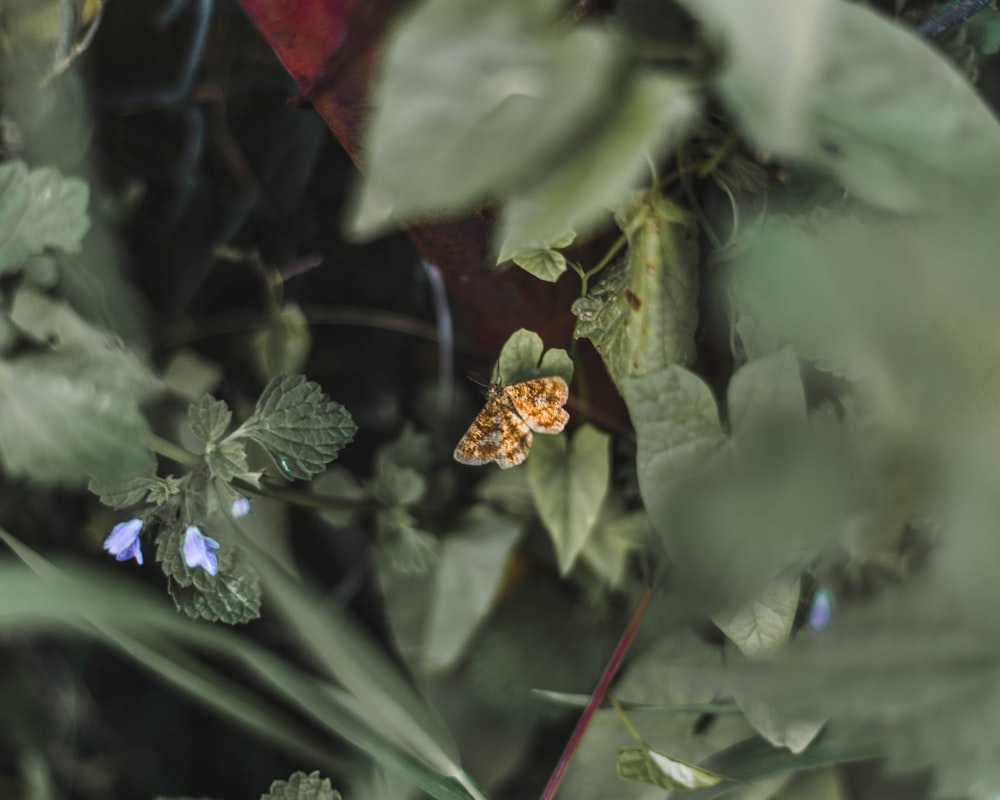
[527,424,611,574]
[675,0,1000,210]
[351,0,636,235]
[0,350,152,484]
[574,191,699,386]
[0,160,90,273]
[500,74,697,247]
[622,365,725,526]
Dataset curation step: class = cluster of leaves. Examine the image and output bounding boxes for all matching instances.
[91,373,356,623]
[346,0,1000,798]
[159,770,342,800]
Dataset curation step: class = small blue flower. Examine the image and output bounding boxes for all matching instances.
[807,589,834,632]
[182,525,221,576]
[230,497,251,518]
[103,518,144,565]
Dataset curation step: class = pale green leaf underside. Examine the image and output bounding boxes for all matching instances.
[617,746,728,791]
[0,353,152,484]
[0,160,90,274]
[712,576,801,657]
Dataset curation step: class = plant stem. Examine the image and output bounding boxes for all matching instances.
[610,695,648,747]
[917,0,991,39]
[145,433,201,468]
[537,579,659,800]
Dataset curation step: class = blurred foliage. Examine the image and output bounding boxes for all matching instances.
[3,0,1000,798]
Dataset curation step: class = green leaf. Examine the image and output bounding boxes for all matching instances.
[578,504,652,589]
[260,770,342,800]
[494,328,574,386]
[189,394,232,445]
[206,439,251,483]
[89,473,172,509]
[711,576,801,658]
[528,424,611,574]
[378,505,521,675]
[0,160,90,273]
[235,375,357,480]
[735,692,825,755]
[573,191,699,387]
[376,424,435,475]
[155,522,261,624]
[377,508,440,574]
[622,365,725,527]
[497,227,575,282]
[351,0,633,236]
[508,248,569,283]
[313,466,366,528]
[726,348,805,437]
[500,74,697,247]
[0,352,153,484]
[254,302,312,382]
[616,746,729,791]
[674,0,1000,211]
[371,463,427,507]
[10,290,161,397]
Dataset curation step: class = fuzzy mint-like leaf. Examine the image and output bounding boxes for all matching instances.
[0,160,90,274]
[189,394,232,445]
[261,771,341,800]
[616,746,729,791]
[573,190,699,388]
[235,375,357,480]
[157,525,261,624]
[528,424,611,574]
[206,439,251,483]
[88,474,173,509]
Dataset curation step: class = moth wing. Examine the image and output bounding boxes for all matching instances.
[454,398,533,468]
[503,376,570,434]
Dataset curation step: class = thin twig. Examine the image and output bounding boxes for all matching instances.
[538,577,660,800]
[917,0,992,39]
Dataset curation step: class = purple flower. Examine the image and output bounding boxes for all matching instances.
[182,525,221,576]
[807,589,834,632]
[103,519,144,565]
[230,497,251,518]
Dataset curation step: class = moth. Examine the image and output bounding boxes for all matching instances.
[453,376,570,469]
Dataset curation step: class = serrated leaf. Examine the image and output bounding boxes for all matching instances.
[494,328,573,385]
[573,191,699,387]
[500,73,697,247]
[350,0,633,236]
[0,352,153,484]
[622,365,726,528]
[236,375,357,480]
[261,770,341,800]
[254,302,312,382]
[189,394,232,445]
[528,424,611,574]
[617,746,729,791]
[206,438,251,483]
[0,160,90,273]
[712,576,801,658]
[162,537,262,625]
[674,0,1000,211]
[88,474,163,509]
